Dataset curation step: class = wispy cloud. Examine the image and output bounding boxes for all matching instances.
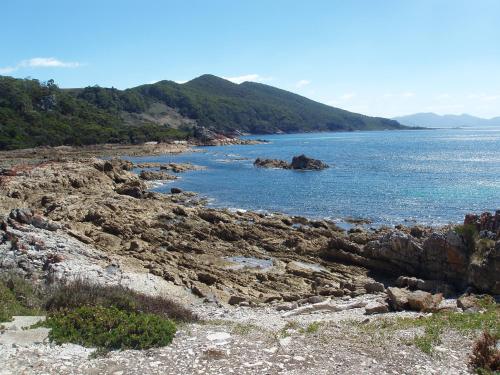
[0,57,82,74]
[223,74,272,84]
[295,79,311,88]
[402,91,415,98]
[467,93,499,102]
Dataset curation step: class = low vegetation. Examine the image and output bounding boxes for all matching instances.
[45,279,197,322]
[40,305,176,351]
[470,330,500,374]
[355,297,499,355]
[1,275,197,352]
[0,275,44,321]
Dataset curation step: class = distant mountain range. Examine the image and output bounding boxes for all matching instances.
[0,74,408,150]
[393,112,500,128]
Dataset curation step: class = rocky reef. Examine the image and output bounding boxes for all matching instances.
[0,157,498,309]
[254,154,329,170]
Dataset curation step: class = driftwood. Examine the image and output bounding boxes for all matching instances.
[281,299,368,317]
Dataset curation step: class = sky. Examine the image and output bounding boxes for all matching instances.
[1,0,500,118]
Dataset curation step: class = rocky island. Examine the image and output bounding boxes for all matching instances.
[254,154,329,170]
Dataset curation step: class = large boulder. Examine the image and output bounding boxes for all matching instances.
[387,287,443,312]
[365,301,390,315]
[290,155,329,170]
[115,180,146,198]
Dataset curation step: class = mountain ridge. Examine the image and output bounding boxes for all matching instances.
[394,112,500,128]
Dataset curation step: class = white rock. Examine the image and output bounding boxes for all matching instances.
[206,332,231,342]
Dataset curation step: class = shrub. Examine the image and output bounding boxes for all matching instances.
[41,305,176,350]
[0,275,43,322]
[470,330,500,374]
[45,280,197,322]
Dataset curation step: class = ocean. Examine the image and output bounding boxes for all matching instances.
[128,127,500,227]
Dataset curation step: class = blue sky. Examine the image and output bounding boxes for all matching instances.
[2,0,500,118]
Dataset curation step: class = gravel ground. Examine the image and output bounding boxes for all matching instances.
[1,300,476,375]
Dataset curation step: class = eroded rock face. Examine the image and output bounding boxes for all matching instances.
[322,223,499,294]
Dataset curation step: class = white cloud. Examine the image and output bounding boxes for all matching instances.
[174,80,188,84]
[223,74,272,84]
[0,66,16,74]
[296,79,311,88]
[0,57,82,74]
[340,92,356,100]
[20,57,81,68]
[402,91,415,98]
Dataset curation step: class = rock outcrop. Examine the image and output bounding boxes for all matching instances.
[290,154,329,170]
[322,221,500,294]
[254,155,329,170]
[139,170,177,181]
[253,158,290,169]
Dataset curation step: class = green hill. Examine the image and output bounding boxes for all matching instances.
[135,75,406,134]
[0,74,407,150]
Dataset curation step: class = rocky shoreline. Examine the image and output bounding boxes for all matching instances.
[0,148,498,374]
[1,154,498,303]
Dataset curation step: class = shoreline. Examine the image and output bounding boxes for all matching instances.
[1,154,498,299]
[0,151,498,374]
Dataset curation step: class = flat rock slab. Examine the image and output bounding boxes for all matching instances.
[0,316,49,347]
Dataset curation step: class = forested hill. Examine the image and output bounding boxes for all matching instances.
[134,75,406,134]
[0,74,407,150]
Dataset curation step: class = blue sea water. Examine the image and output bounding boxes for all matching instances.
[128,128,500,227]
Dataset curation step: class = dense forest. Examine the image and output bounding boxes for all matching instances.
[0,76,190,150]
[0,74,407,150]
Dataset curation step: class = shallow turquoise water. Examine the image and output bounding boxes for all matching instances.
[129,128,500,226]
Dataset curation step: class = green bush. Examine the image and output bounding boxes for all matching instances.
[41,305,176,350]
